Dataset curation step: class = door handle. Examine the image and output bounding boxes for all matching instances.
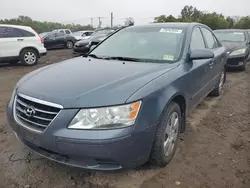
[17,39,24,41]
[209,62,214,66]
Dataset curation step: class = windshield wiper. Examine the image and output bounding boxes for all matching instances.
[87,54,103,59]
[102,56,144,62]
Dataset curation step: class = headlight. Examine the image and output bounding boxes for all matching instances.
[68,101,141,130]
[229,48,246,56]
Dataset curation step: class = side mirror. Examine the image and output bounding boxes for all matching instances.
[90,45,97,51]
[189,49,214,60]
[247,41,250,45]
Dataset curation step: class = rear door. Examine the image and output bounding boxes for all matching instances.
[200,27,225,91]
[44,33,57,49]
[55,32,66,47]
[0,26,23,58]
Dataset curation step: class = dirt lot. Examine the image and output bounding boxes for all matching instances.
[0,49,249,188]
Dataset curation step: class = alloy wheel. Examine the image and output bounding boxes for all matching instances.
[164,112,179,157]
[24,52,36,65]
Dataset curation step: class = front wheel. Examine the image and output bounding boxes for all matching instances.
[149,102,181,167]
[210,69,226,97]
[239,62,247,71]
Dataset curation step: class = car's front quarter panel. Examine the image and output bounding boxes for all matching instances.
[127,62,193,132]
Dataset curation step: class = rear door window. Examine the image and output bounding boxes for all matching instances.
[0,27,22,38]
[55,32,65,38]
[19,29,35,37]
[65,30,71,34]
[0,27,35,38]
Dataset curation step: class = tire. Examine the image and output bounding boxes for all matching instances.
[149,101,181,167]
[20,49,38,66]
[239,63,247,71]
[210,68,226,97]
[66,41,74,49]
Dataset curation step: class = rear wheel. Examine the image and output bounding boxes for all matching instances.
[20,49,38,66]
[66,41,74,49]
[149,102,181,167]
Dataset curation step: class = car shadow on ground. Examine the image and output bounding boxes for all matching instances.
[0,62,23,69]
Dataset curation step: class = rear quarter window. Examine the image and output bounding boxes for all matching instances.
[19,29,35,37]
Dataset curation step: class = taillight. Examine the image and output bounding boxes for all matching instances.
[33,29,44,44]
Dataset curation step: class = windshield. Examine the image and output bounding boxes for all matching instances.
[214,31,246,42]
[90,26,185,63]
[72,31,83,36]
[90,30,114,38]
[40,32,48,37]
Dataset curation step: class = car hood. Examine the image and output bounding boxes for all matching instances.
[17,57,179,108]
[220,41,247,53]
[75,39,90,45]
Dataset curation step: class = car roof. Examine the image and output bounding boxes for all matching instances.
[0,24,32,29]
[214,29,246,32]
[125,22,205,29]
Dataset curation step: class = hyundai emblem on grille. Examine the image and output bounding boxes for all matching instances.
[24,106,36,117]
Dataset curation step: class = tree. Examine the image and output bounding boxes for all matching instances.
[125,17,135,26]
[0,15,94,33]
[234,16,250,29]
[154,5,250,30]
[199,13,229,30]
[226,17,235,28]
[180,5,202,21]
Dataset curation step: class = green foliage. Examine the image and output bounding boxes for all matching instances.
[154,5,250,30]
[0,16,94,33]
[234,16,250,29]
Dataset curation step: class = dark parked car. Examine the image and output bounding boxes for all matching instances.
[7,23,227,170]
[214,29,250,71]
[43,32,76,49]
[73,29,115,55]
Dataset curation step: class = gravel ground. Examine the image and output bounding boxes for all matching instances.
[0,49,249,188]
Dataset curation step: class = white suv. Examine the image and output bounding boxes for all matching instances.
[0,24,47,66]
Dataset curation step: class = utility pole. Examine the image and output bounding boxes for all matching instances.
[111,12,114,28]
[97,17,102,28]
[90,18,93,27]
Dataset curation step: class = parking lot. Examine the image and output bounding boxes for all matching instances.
[0,49,249,188]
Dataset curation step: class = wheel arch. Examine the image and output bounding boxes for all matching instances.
[159,93,187,133]
[19,47,39,58]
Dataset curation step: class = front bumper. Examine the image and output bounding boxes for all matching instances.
[73,45,89,54]
[6,101,155,170]
[226,55,247,68]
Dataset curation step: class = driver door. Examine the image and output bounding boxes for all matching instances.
[186,27,212,109]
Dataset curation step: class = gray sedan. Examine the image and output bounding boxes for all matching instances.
[7,23,227,170]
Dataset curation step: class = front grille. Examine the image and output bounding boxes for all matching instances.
[227,57,245,66]
[14,94,62,132]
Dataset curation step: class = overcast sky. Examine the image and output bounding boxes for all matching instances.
[0,0,249,27]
